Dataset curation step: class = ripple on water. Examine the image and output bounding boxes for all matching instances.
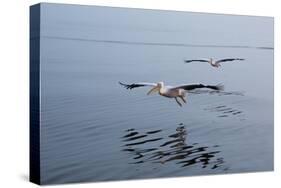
[121,124,226,170]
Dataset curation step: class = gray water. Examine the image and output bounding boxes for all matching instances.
[38,3,274,184]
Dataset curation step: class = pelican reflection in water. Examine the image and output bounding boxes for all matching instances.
[122,124,225,170]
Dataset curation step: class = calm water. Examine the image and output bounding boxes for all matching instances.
[38,3,274,185]
[40,39,273,184]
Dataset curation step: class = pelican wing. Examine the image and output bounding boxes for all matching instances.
[119,82,157,90]
[216,58,245,63]
[184,59,209,63]
[172,84,223,91]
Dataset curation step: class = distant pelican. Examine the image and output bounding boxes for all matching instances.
[184,58,245,68]
[119,81,223,107]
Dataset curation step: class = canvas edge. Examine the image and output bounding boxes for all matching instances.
[29,3,41,185]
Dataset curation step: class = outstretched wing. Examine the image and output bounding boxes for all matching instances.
[184,59,209,63]
[216,58,245,63]
[119,82,157,90]
[172,84,224,91]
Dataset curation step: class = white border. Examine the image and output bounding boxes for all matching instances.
[0,1,279,188]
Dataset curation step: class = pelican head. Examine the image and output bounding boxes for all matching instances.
[147,81,164,95]
[157,82,164,88]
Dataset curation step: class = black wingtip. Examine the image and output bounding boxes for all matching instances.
[119,81,127,88]
[205,84,224,91]
[119,81,131,89]
[215,84,224,91]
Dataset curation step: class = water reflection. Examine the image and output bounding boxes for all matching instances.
[204,105,245,119]
[122,124,225,170]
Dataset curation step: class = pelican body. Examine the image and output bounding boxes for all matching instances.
[209,58,220,68]
[119,81,223,107]
[148,82,187,106]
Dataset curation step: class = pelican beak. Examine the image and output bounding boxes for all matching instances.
[147,86,160,95]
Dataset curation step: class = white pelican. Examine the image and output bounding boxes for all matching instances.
[184,58,244,68]
[119,81,223,107]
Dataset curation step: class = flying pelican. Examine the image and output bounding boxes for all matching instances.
[184,58,245,68]
[119,81,223,107]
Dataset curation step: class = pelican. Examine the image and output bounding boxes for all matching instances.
[119,81,223,107]
[184,58,244,68]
